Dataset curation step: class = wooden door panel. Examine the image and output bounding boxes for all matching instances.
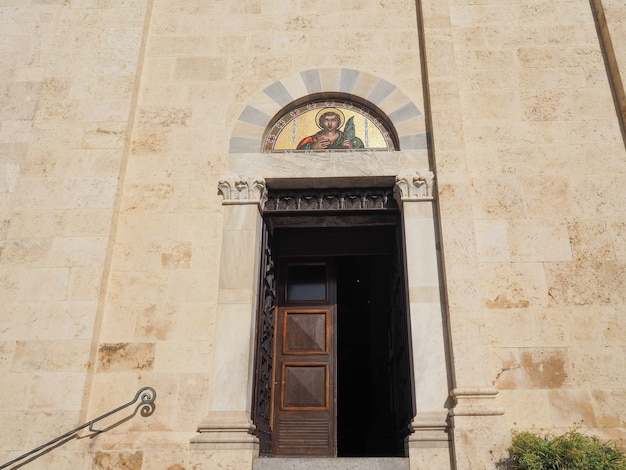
[282,363,329,409]
[276,416,330,453]
[283,310,329,354]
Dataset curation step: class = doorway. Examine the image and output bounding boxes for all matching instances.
[337,254,399,457]
[253,222,414,457]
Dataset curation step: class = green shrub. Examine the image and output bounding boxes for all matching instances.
[509,429,626,470]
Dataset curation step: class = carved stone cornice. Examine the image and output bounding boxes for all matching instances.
[394,171,435,202]
[218,177,267,207]
[264,187,398,213]
[409,411,451,445]
[449,387,504,417]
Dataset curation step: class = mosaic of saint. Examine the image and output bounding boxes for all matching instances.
[264,100,396,152]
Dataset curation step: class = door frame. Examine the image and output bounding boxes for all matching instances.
[251,187,416,456]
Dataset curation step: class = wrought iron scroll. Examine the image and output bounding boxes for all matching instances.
[252,223,276,455]
[264,188,398,213]
[0,387,156,469]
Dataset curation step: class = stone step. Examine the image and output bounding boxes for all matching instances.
[252,457,409,470]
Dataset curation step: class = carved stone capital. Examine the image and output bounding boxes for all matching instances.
[394,171,435,202]
[218,177,267,207]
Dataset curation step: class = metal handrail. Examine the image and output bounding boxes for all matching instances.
[0,386,156,469]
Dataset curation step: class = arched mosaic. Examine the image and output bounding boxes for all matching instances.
[264,99,396,152]
[229,68,428,154]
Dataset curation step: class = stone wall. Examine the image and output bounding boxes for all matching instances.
[1,0,626,469]
[420,0,626,461]
[0,0,147,467]
[85,1,429,468]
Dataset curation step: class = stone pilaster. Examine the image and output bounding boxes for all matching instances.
[395,173,453,469]
[191,177,266,450]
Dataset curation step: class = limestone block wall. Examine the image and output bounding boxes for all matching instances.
[2,0,626,468]
[0,0,148,467]
[84,1,430,469]
[421,0,626,455]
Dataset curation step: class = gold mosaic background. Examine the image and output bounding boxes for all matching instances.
[264,100,395,152]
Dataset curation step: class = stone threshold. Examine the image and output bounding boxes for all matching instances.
[252,457,409,470]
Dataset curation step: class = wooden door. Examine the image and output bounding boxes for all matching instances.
[272,258,336,456]
[389,227,416,451]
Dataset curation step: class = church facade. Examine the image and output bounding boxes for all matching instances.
[1,0,626,468]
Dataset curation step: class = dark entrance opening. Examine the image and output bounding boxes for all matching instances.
[252,187,414,457]
[337,254,401,457]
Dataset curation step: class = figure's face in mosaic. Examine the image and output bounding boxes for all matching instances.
[319,113,340,132]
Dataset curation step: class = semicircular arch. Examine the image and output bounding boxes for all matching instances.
[229,68,428,154]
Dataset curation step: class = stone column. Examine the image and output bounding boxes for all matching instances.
[191,177,266,454]
[395,173,453,470]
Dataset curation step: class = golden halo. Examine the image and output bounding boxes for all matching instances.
[314,107,345,129]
